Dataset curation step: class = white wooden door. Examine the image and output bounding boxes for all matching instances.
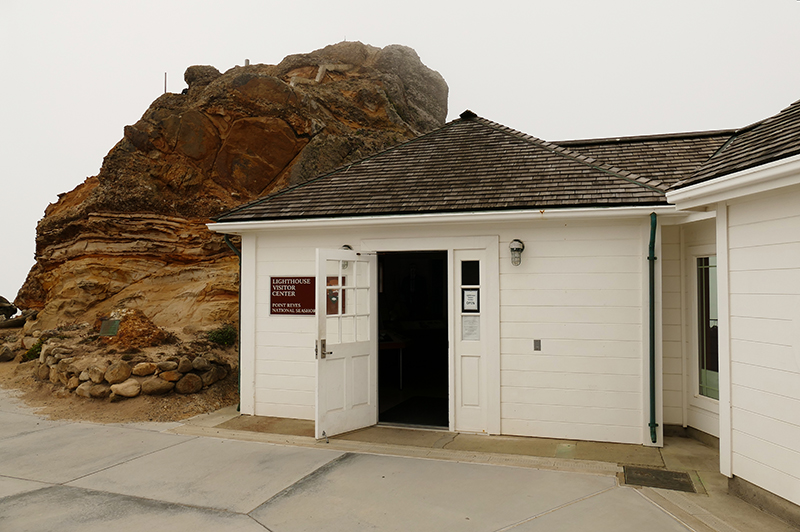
[315,248,378,439]
[454,249,488,432]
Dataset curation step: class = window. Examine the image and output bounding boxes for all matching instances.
[697,257,718,400]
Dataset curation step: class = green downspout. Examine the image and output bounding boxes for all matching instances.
[648,213,659,444]
[224,235,242,412]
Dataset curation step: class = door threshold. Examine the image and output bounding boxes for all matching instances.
[377,422,450,432]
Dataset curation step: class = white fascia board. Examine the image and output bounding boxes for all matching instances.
[666,153,800,210]
[207,205,682,234]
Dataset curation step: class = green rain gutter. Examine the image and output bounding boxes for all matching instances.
[224,235,242,412]
[648,213,659,444]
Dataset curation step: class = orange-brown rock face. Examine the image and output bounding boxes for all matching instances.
[15,42,448,331]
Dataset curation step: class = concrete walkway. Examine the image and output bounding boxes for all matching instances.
[0,395,795,531]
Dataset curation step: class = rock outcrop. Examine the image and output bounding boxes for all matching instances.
[15,42,448,331]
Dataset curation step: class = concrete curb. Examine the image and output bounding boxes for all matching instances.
[168,423,622,477]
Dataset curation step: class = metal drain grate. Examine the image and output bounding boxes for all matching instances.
[623,466,696,493]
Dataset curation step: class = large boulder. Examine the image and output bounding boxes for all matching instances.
[15,42,448,332]
[0,296,16,320]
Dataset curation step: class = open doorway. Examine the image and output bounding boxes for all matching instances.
[378,251,449,428]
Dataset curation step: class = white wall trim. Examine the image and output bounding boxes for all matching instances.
[208,206,682,235]
[361,235,501,435]
[716,202,733,477]
[239,233,258,415]
[667,153,800,210]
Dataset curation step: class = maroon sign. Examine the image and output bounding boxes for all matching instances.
[271,277,315,315]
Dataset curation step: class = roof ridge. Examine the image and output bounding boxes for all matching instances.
[471,116,669,194]
[556,128,736,146]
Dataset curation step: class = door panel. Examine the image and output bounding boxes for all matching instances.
[316,248,378,439]
[454,250,487,432]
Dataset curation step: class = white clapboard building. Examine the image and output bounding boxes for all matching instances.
[210,101,800,511]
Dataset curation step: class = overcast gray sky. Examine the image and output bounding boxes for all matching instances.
[2,0,800,303]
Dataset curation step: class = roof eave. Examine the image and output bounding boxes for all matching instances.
[208,204,681,234]
[666,153,800,210]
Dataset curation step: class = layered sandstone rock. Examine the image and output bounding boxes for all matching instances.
[15,42,447,331]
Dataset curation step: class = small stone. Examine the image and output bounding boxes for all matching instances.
[157,361,178,372]
[58,370,69,386]
[105,361,132,384]
[175,373,203,394]
[75,381,94,398]
[88,365,106,383]
[67,376,81,390]
[49,367,59,384]
[37,363,50,380]
[132,362,157,376]
[45,356,57,367]
[141,376,174,395]
[192,356,211,372]
[56,359,75,373]
[38,343,50,363]
[177,357,193,373]
[0,345,15,362]
[89,384,111,399]
[110,378,141,398]
[79,370,90,381]
[159,370,182,382]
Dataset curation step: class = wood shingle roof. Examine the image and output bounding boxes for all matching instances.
[674,98,800,188]
[215,112,672,223]
[558,130,733,188]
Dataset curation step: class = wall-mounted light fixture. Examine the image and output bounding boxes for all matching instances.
[509,239,525,266]
[341,244,353,269]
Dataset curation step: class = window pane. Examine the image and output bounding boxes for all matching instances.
[326,316,339,344]
[341,316,355,343]
[462,260,479,286]
[356,288,369,315]
[356,316,369,342]
[697,257,719,400]
[355,260,370,288]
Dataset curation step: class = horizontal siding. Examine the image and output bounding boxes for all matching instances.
[732,362,800,403]
[501,369,640,392]
[731,339,797,373]
[252,239,317,419]
[727,186,800,506]
[732,453,800,509]
[661,225,683,425]
[731,386,800,432]
[730,293,798,320]
[502,354,639,375]
[730,269,800,295]
[729,217,800,249]
[501,338,639,358]
[501,387,639,409]
[732,431,800,492]
[501,419,641,444]
[499,221,645,443]
[254,402,314,420]
[501,289,640,307]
